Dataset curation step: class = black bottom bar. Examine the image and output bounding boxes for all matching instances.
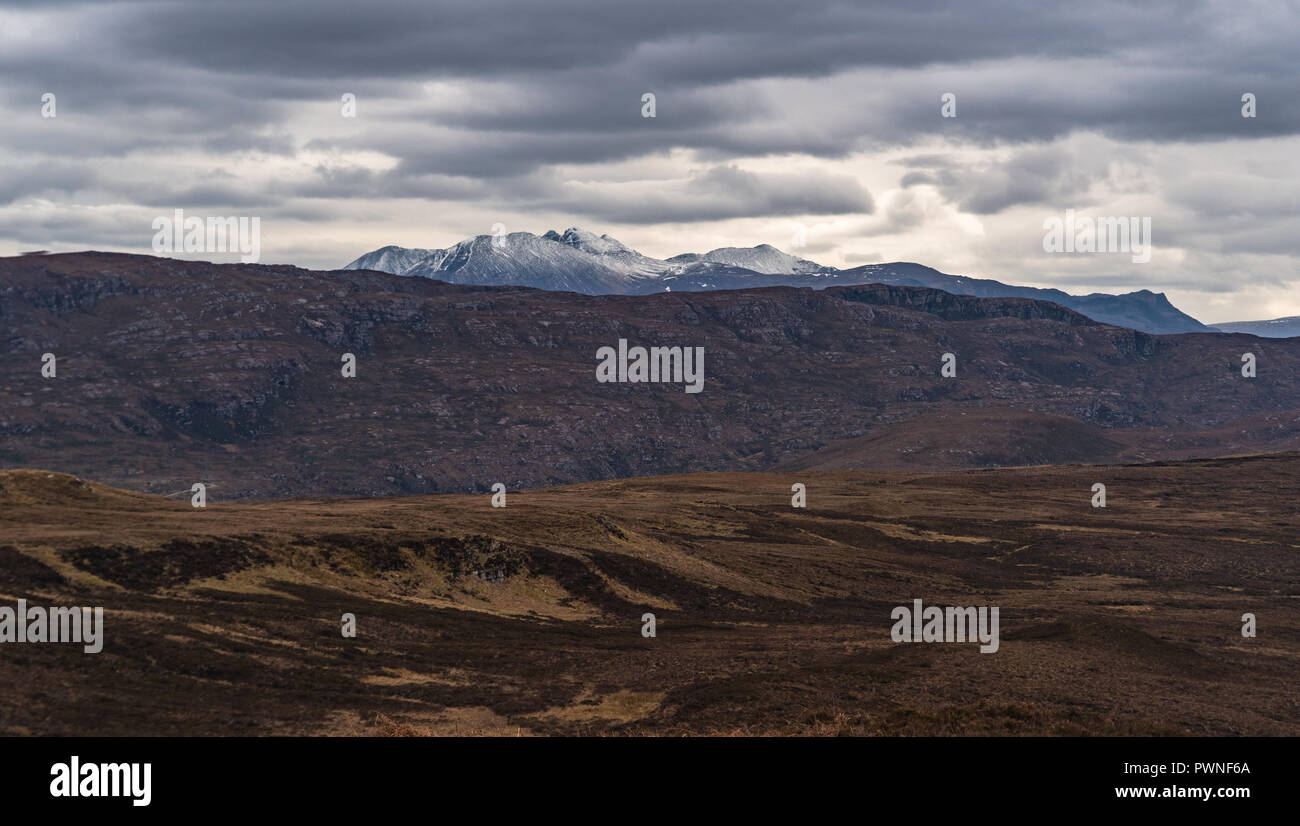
[4,736,1285,814]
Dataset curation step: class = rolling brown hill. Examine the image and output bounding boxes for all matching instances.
[3,251,1299,499]
[1,455,1297,736]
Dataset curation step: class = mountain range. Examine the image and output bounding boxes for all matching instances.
[1212,316,1300,338]
[345,228,1214,335]
[6,251,1300,500]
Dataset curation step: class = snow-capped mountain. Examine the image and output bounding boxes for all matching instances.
[667,243,827,275]
[343,227,819,287]
[398,231,646,293]
[342,228,1213,334]
[346,245,445,275]
[540,228,666,277]
[345,228,667,292]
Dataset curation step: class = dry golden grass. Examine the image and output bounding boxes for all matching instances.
[2,457,1299,736]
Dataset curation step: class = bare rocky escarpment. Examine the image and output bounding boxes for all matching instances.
[2,252,1298,499]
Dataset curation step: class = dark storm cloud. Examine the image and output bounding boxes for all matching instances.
[6,0,1299,165]
[95,0,1218,84]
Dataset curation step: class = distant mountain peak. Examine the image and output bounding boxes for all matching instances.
[667,243,827,275]
[341,229,1213,334]
[543,227,635,256]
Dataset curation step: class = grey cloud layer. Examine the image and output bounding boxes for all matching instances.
[6,1,1298,175]
[2,0,1299,314]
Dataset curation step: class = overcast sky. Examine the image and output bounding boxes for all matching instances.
[2,0,1298,322]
